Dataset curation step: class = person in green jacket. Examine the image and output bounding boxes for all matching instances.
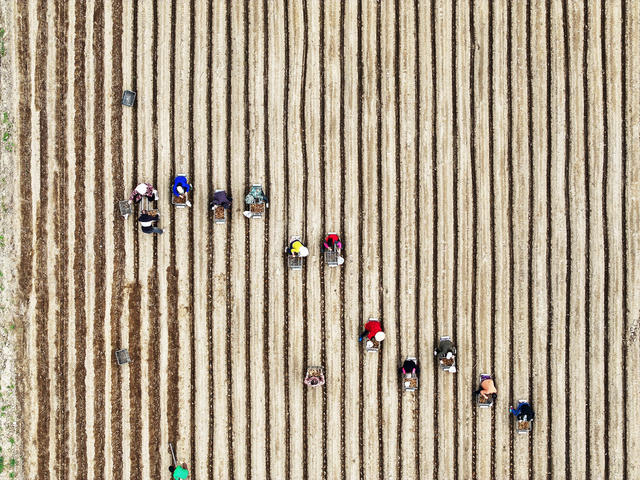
[169,463,189,479]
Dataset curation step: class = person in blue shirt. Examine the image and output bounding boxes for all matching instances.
[172,176,192,207]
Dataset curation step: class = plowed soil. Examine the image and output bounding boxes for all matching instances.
[12,1,640,479]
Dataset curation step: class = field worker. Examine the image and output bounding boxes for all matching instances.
[399,359,419,376]
[286,239,309,257]
[434,338,456,360]
[358,319,385,343]
[210,190,232,210]
[509,402,535,421]
[304,374,325,387]
[138,210,163,235]
[475,374,497,401]
[172,176,193,207]
[169,463,189,479]
[323,233,343,251]
[128,182,159,204]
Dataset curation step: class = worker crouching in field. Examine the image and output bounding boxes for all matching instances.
[475,374,497,401]
[138,210,163,235]
[209,190,232,210]
[172,175,193,207]
[509,402,534,421]
[286,238,309,257]
[434,337,457,373]
[399,358,419,376]
[128,182,159,204]
[358,319,385,346]
[169,463,189,479]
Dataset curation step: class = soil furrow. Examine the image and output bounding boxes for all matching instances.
[188,0,196,475]
[54,0,69,477]
[127,282,142,478]
[356,1,364,477]
[92,2,107,477]
[72,1,88,474]
[544,1,553,476]
[243,1,253,477]
[393,2,401,478]
[283,2,291,477]
[561,2,572,477]
[507,1,515,476]
[34,0,50,476]
[429,2,439,477]
[581,3,591,475]
[488,1,497,476]
[339,4,346,478]
[147,0,161,476]
[206,0,214,473]
[450,3,459,477]
[300,2,308,478]
[167,0,179,449]
[262,1,272,477]
[319,3,328,478]
[469,1,478,477]
[620,2,629,476]
[109,0,125,477]
[131,0,139,273]
[526,0,535,471]
[224,1,234,476]
[600,4,611,478]
[129,2,142,477]
[413,1,421,476]
[15,0,33,306]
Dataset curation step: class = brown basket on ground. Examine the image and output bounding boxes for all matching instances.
[441,357,454,367]
[403,377,418,391]
[213,205,225,220]
[250,203,265,214]
[477,394,494,407]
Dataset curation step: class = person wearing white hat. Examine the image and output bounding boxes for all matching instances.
[128,182,159,204]
[358,320,385,343]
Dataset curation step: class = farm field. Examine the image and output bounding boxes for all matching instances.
[10,0,640,479]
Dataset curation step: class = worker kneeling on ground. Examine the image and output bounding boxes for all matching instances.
[358,319,385,348]
[323,233,345,265]
[434,337,457,373]
[399,358,419,376]
[286,238,309,257]
[209,190,232,210]
[323,233,343,251]
[509,401,534,421]
[475,374,497,401]
[169,463,189,479]
[138,210,163,235]
[128,182,159,204]
[172,175,192,207]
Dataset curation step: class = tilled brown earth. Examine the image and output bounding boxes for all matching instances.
[13,1,640,479]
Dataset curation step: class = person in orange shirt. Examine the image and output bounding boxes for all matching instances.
[475,374,497,400]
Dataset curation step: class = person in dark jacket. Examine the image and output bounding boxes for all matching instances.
[509,402,534,421]
[399,359,419,376]
[210,190,233,210]
[138,210,163,235]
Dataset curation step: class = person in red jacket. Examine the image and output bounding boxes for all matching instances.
[358,319,385,343]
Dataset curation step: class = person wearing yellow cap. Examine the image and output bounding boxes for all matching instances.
[286,239,309,257]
